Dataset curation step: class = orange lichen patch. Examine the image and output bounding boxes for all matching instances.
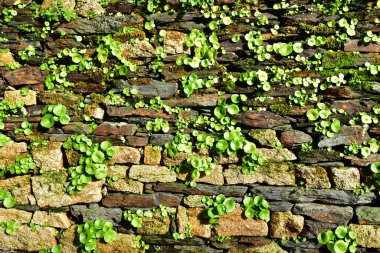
[0,51,15,66]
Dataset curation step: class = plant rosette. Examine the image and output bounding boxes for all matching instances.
[242,195,270,222]
[317,226,357,253]
[40,104,70,128]
[202,194,236,224]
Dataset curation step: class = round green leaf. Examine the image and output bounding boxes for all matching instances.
[334,240,348,253]
[104,230,117,243]
[59,115,70,125]
[227,104,240,115]
[3,195,16,208]
[40,114,55,128]
[223,198,235,213]
[318,231,331,245]
[335,226,348,239]
[306,109,319,121]
[244,208,255,219]
[53,104,67,117]
[371,162,380,173]
[278,43,293,56]
[92,151,105,163]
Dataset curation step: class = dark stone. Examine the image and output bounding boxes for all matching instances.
[150,134,174,146]
[293,203,353,224]
[318,125,370,148]
[141,235,205,246]
[2,66,48,86]
[153,183,248,197]
[101,193,182,208]
[268,201,294,212]
[62,122,90,134]
[70,205,123,225]
[281,130,313,149]
[164,94,231,108]
[232,111,290,128]
[115,80,178,99]
[92,122,137,136]
[298,150,341,163]
[107,106,172,119]
[301,220,338,238]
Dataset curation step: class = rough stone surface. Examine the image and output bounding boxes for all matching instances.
[3,66,47,86]
[31,211,71,228]
[164,31,190,54]
[350,224,380,248]
[0,51,15,66]
[4,90,37,106]
[137,213,171,235]
[301,220,338,238]
[318,125,370,148]
[107,178,144,194]
[0,225,57,251]
[75,0,104,17]
[144,145,162,165]
[108,146,141,165]
[177,206,190,234]
[268,211,304,238]
[97,233,144,253]
[93,122,137,136]
[296,165,331,189]
[41,0,75,10]
[216,205,269,237]
[129,165,177,182]
[330,167,360,190]
[0,141,28,167]
[70,205,123,224]
[224,164,295,186]
[60,225,78,253]
[293,203,353,224]
[107,165,128,179]
[188,208,212,238]
[0,175,34,205]
[31,141,64,171]
[179,165,224,185]
[233,111,290,128]
[0,208,32,223]
[356,206,380,225]
[280,130,312,149]
[31,171,104,207]
[257,148,297,162]
[248,129,277,147]
[243,241,287,253]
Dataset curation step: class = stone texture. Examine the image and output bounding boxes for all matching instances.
[164,30,190,54]
[344,39,380,53]
[350,224,380,248]
[60,225,78,253]
[257,148,297,162]
[248,129,277,147]
[0,225,57,251]
[3,66,47,86]
[129,165,177,182]
[177,206,190,234]
[108,165,128,178]
[144,146,162,165]
[97,233,144,253]
[31,171,104,207]
[243,241,287,253]
[121,40,156,64]
[269,211,304,238]
[330,167,360,190]
[301,220,337,238]
[215,205,269,237]
[107,179,144,194]
[232,111,290,128]
[31,211,71,228]
[188,208,212,238]
[0,51,15,66]
[137,213,171,235]
[318,125,370,148]
[92,122,137,136]
[153,183,248,197]
[296,165,331,189]
[0,175,34,205]
[75,0,105,17]
[70,205,123,224]
[118,79,178,99]
[293,203,353,224]
[0,208,32,223]
[356,206,380,225]
[178,165,224,185]
[224,164,295,186]
[102,193,182,208]
[31,141,64,171]
[183,195,205,207]
[4,90,37,106]
[0,141,28,167]
[41,0,75,10]
[280,130,312,149]
[108,146,141,165]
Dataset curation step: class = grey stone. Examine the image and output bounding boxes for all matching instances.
[268,201,294,212]
[301,220,338,238]
[153,183,248,197]
[298,150,341,163]
[70,205,123,225]
[150,134,174,146]
[116,80,178,99]
[356,206,380,225]
[318,125,370,148]
[293,203,353,224]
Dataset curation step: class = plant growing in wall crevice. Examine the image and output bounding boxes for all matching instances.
[317,226,357,253]
[202,194,236,224]
[77,219,117,252]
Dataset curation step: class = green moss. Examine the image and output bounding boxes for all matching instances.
[321,50,361,69]
[269,103,291,115]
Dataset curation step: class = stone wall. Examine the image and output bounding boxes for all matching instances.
[0,0,380,252]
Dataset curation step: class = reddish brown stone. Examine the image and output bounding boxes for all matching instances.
[164,94,231,108]
[330,100,371,113]
[188,208,211,238]
[321,86,356,99]
[345,154,380,167]
[344,39,380,53]
[2,66,48,86]
[107,107,172,119]
[156,193,182,207]
[232,111,290,128]
[102,194,158,208]
[93,122,137,136]
[281,130,312,149]
[144,146,161,165]
[293,203,353,224]
[67,82,107,94]
[124,136,149,147]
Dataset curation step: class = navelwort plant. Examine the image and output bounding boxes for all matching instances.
[344,138,379,159]
[202,194,236,224]
[14,121,33,135]
[1,155,36,176]
[371,162,380,194]
[181,74,218,97]
[317,226,357,253]
[146,118,170,133]
[242,194,270,222]
[0,220,20,235]
[77,219,117,252]
[40,104,70,128]
[0,190,16,209]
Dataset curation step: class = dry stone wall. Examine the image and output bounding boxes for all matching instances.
[0,0,380,252]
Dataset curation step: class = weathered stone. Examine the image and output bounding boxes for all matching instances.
[41,0,75,10]
[232,111,290,128]
[257,148,297,162]
[0,225,57,251]
[216,205,268,237]
[3,66,47,86]
[330,99,371,114]
[296,165,331,189]
[250,186,376,205]
[129,165,177,182]
[293,203,353,224]
[85,103,104,119]
[330,167,360,190]
[298,150,341,163]
[102,193,182,208]
[31,141,64,171]
[153,183,248,197]
[318,125,370,148]
[356,206,380,225]
[108,165,128,178]
[164,94,230,108]
[345,154,380,167]
[97,233,143,253]
[60,225,78,253]
[31,171,104,207]
[75,0,105,17]
[108,179,144,194]
[243,241,287,253]
[117,79,178,99]
[344,39,380,53]
[0,208,32,223]
[0,51,15,66]
[70,205,123,224]
[188,208,212,238]
[108,146,141,165]
[224,164,295,186]
[62,122,90,134]
[177,206,190,234]
[4,90,37,106]
[121,39,156,64]
[179,165,224,185]
[268,202,294,212]
[38,92,82,107]
[107,107,171,119]
[0,141,27,167]
[150,134,174,146]
[301,220,337,238]
[269,211,304,238]
[32,211,71,228]
[137,213,171,235]
[0,175,34,205]
[164,31,190,54]
[350,224,380,248]
[280,130,312,149]
[93,122,137,136]
[183,195,205,208]
[163,150,192,166]
[213,154,239,164]
[144,145,162,165]
[248,129,277,148]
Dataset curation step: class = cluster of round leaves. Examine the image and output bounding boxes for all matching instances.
[77,219,117,252]
[0,190,16,209]
[181,74,218,97]
[306,103,341,137]
[202,194,236,224]
[239,69,271,91]
[185,156,215,186]
[344,138,379,159]
[124,209,150,228]
[165,133,193,158]
[0,220,20,235]
[0,99,24,129]
[63,134,115,194]
[146,118,170,133]
[317,226,357,253]
[371,162,380,194]
[0,133,11,147]
[1,155,36,176]
[14,121,33,135]
[349,112,379,126]
[213,95,246,131]
[242,195,270,222]
[40,104,70,128]
[38,244,62,253]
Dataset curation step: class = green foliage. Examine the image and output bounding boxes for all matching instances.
[164,133,192,158]
[371,162,380,194]
[314,118,341,138]
[1,155,36,176]
[146,118,170,133]
[242,195,270,222]
[202,194,236,224]
[18,45,36,61]
[40,104,70,128]
[349,112,378,126]
[183,156,215,186]
[63,134,115,194]
[0,99,24,129]
[77,219,117,252]
[1,8,17,23]
[241,150,264,174]
[173,224,193,240]
[14,121,33,135]
[0,190,16,209]
[0,220,20,235]
[181,74,218,97]
[344,138,379,159]
[39,245,62,253]
[317,226,357,253]
[239,69,271,91]
[0,133,11,147]
[136,235,150,250]
[123,209,147,228]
